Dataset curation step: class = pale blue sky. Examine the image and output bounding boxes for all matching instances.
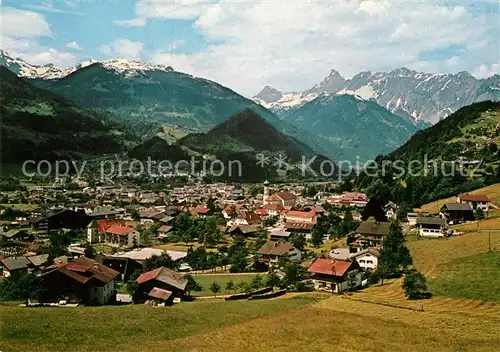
[2,0,499,95]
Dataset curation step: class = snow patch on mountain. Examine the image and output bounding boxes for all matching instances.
[0,50,174,80]
[254,68,500,124]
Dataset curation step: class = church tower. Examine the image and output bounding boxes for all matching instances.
[263,180,270,205]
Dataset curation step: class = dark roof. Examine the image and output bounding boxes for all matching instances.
[1,256,30,271]
[356,221,391,236]
[441,203,473,211]
[257,241,297,256]
[27,254,49,267]
[416,217,446,226]
[285,222,314,230]
[228,225,261,234]
[136,267,187,291]
[51,256,120,284]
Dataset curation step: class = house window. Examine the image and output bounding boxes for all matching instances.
[367,260,373,264]
[359,260,365,263]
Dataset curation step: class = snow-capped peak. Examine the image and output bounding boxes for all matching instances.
[0,51,174,80]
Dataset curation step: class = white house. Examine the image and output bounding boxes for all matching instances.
[350,248,380,270]
[104,225,140,248]
[416,217,447,237]
[307,258,362,293]
[457,194,490,212]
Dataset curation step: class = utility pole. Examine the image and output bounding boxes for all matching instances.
[488,230,492,252]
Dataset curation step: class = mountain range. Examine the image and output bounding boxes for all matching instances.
[2,51,497,165]
[0,67,129,163]
[253,68,500,124]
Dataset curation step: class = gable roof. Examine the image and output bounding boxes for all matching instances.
[157,225,173,233]
[441,203,473,211]
[106,224,135,236]
[50,256,119,284]
[350,248,380,259]
[1,256,30,271]
[458,194,489,202]
[257,241,297,256]
[283,209,315,218]
[136,267,187,291]
[416,217,446,226]
[27,254,50,267]
[148,287,173,301]
[356,221,391,236]
[97,219,126,234]
[307,258,354,277]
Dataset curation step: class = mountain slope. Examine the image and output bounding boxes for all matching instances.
[254,68,500,124]
[354,101,500,208]
[285,94,420,161]
[33,62,279,130]
[180,108,315,161]
[129,109,328,181]
[0,67,127,163]
[388,100,500,162]
[25,59,342,160]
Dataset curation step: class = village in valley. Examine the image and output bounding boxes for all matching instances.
[0,175,497,310]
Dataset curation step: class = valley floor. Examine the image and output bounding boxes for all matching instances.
[2,229,500,352]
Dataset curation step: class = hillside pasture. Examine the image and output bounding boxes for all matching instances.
[420,182,500,214]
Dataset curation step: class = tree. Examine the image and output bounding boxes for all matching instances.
[266,271,282,289]
[347,271,358,291]
[143,253,178,271]
[282,261,307,289]
[184,274,202,296]
[403,270,428,299]
[126,270,143,303]
[225,280,235,293]
[250,274,264,290]
[131,209,140,221]
[0,273,44,305]
[290,234,306,251]
[475,208,485,220]
[84,244,95,259]
[361,197,387,222]
[48,230,72,260]
[262,215,279,227]
[310,228,324,247]
[209,281,221,297]
[379,223,413,275]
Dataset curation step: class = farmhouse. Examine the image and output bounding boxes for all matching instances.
[350,221,391,252]
[135,267,187,303]
[457,194,490,211]
[1,256,30,277]
[416,217,448,237]
[257,241,301,264]
[41,256,119,306]
[439,203,474,223]
[307,258,362,294]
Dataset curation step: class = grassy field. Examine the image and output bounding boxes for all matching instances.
[452,217,500,232]
[428,251,500,302]
[420,182,500,214]
[192,273,266,296]
[0,203,40,212]
[0,294,323,352]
